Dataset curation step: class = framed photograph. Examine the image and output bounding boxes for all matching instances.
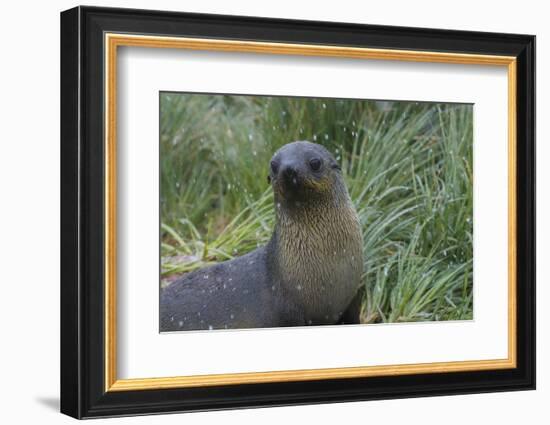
[60,6,535,419]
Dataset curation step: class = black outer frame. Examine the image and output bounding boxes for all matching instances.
[60,5,536,419]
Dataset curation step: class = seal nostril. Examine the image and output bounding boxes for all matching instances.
[282,165,297,179]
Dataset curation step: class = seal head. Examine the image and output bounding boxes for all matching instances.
[268,141,344,205]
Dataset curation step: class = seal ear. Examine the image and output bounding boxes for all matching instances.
[331,163,341,171]
[267,175,271,184]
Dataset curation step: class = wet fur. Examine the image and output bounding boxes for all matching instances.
[160,141,363,331]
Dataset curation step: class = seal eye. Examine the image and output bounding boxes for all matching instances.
[270,160,279,174]
[309,158,322,171]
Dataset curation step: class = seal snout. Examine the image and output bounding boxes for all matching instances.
[277,157,312,199]
[281,163,301,187]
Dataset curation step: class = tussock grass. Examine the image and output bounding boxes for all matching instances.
[160,93,473,323]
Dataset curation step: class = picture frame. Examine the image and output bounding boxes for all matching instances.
[60,5,535,419]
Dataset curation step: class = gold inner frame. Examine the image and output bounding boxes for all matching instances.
[104,33,517,392]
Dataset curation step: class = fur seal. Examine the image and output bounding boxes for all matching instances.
[160,141,363,331]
